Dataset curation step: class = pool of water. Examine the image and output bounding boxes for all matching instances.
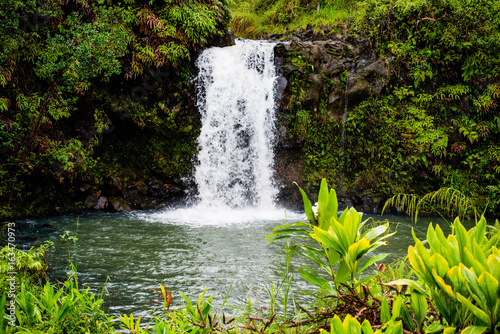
[12,207,471,318]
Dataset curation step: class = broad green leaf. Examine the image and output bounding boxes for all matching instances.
[400,302,415,332]
[455,217,471,262]
[388,279,426,295]
[408,244,434,286]
[487,249,500,279]
[443,327,457,334]
[361,319,374,334]
[299,267,328,288]
[330,315,346,334]
[385,320,403,334]
[391,295,402,321]
[336,261,350,284]
[294,182,316,225]
[460,325,488,334]
[311,226,343,255]
[460,264,486,306]
[471,240,488,272]
[477,271,499,310]
[425,322,447,333]
[380,297,391,323]
[456,293,490,325]
[329,219,350,255]
[432,268,457,299]
[429,253,450,277]
[328,188,338,225]
[361,224,388,241]
[337,208,348,225]
[463,248,485,276]
[472,216,486,246]
[344,314,362,334]
[343,208,361,245]
[318,179,329,229]
[357,253,388,275]
[348,238,371,262]
[410,291,428,326]
[433,289,458,325]
[446,266,469,296]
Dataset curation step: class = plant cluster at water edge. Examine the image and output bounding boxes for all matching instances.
[2,179,499,333]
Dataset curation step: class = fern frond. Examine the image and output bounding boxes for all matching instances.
[382,193,420,221]
[417,187,478,221]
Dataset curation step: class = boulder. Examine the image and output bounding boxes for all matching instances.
[93,196,108,210]
[84,193,99,208]
[108,197,131,212]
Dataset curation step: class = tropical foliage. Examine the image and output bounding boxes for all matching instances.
[2,180,500,333]
[0,0,230,219]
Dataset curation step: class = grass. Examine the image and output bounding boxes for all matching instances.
[228,0,361,39]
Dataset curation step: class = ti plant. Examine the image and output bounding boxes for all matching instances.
[266,179,394,294]
[392,216,500,334]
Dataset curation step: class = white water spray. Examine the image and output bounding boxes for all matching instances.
[137,40,302,225]
[194,39,278,209]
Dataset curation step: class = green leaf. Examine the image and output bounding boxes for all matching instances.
[388,279,426,295]
[391,295,403,321]
[299,267,328,288]
[456,293,490,325]
[400,302,415,332]
[425,322,447,333]
[429,253,450,277]
[410,291,428,326]
[361,224,389,241]
[381,297,391,323]
[357,253,388,275]
[344,314,362,334]
[330,315,346,334]
[460,326,488,334]
[361,319,374,334]
[318,179,330,229]
[477,271,499,311]
[294,182,316,225]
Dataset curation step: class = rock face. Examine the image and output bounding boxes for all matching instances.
[275,36,390,121]
[273,35,391,211]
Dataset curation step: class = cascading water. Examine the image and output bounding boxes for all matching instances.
[143,39,293,223]
[340,63,355,178]
[194,39,278,209]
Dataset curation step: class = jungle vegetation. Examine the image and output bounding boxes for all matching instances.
[228,0,500,217]
[0,0,230,219]
[2,180,499,333]
[1,0,500,219]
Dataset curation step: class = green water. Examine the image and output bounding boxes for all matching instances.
[14,208,469,318]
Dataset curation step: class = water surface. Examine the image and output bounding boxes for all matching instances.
[14,208,471,317]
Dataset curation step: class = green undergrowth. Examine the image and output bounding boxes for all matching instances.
[2,180,499,333]
[229,0,361,38]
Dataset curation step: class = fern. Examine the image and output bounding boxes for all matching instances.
[383,188,483,222]
[382,193,419,220]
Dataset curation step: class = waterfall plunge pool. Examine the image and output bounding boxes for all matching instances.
[12,209,467,318]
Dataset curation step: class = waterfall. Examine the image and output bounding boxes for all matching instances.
[194,39,278,209]
[340,63,355,177]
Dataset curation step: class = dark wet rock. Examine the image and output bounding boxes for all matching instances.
[102,176,123,196]
[79,183,92,192]
[108,196,131,212]
[84,193,99,208]
[148,182,183,200]
[93,196,108,210]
